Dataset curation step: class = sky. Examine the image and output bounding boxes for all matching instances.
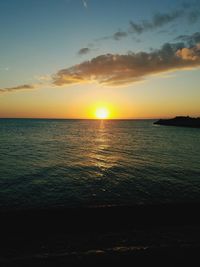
[0,0,200,119]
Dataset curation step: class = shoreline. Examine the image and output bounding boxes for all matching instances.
[1,202,200,234]
[1,203,200,266]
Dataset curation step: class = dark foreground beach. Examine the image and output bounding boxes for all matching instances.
[1,203,200,266]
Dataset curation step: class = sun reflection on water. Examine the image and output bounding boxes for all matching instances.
[89,120,118,172]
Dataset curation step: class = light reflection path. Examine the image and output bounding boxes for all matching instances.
[89,120,120,172]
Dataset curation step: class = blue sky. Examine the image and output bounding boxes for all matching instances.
[0,0,200,118]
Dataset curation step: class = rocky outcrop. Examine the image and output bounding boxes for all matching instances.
[154,116,200,128]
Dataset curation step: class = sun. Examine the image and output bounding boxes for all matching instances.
[95,107,109,119]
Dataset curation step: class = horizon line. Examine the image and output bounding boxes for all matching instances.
[0,117,158,120]
[0,115,197,120]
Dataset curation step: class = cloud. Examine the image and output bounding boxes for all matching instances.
[175,32,200,46]
[130,9,184,34]
[77,3,200,59]
[78,47,91,55]
[129,2,200,35]
[113,31,128,40]
[0,84,35,93]
[188,10,200,23]
[36,74,52,81]
[82,0,88,9]
[95,30,128,42]
[176,45,200,61]
[129,4,200,35]
[96,3,200,44]
[0,67,9,72]
[2,33,200,93]
[53,41,200,87]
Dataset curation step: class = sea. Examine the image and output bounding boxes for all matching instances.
[0,118,200,211]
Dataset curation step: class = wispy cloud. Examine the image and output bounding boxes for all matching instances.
[0,67,9,72]
[82,0,88,9]
[129,9,184,34]
[0,84,35,93]
[175,32,200,46]
[128,3,200,35]
[77,2,200,55]
[78,47,91,55]
[188,9,200,23]
[102,3,200,42]
[129,6,200,35]
[113,31,128,40]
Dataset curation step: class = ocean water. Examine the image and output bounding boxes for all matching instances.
[0,119,200,211]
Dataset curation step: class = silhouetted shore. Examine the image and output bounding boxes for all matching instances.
[154,116,200,128]
[1,203,200,266]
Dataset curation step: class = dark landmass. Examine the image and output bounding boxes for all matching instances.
[154,116,200,128]
[1,203,200,266]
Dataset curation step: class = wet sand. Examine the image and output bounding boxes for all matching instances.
[1,203,200,266]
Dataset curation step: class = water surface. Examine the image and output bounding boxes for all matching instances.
[0,119,200,211]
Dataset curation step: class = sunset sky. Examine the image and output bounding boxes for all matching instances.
[0,0,200,119]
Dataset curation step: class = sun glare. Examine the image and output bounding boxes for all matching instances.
[95,107,109,119]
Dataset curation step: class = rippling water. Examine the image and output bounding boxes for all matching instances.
[0,119,200,210]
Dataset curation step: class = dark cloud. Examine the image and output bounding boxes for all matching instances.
[129,3,200,35]
[182,2,192,9]
[130,9,184,34]
[78,47,91,55]
[0,84,35,93]
[182,1,200,10]
[188,10,200,23]
[129,21,144,34]
[77,2,200,58]
[95,31,128,42]
[175,32,200,46]
[153,10,183,27]
[113,31,128,40]
[100,9,185,40]
[53,40,200,87]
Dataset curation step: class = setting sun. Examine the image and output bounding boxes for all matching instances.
[95,107,110,119]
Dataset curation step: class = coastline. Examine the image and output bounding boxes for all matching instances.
[154,116,200,128]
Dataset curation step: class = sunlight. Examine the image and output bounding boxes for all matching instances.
[95,107,110,119]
